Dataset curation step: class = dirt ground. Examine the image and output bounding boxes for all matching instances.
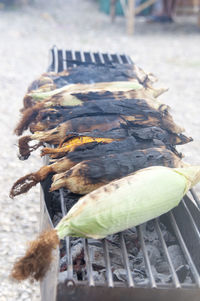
[0,0,200,300]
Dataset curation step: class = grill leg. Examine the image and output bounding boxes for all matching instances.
[127,0,135,35]
[110,0,117,22]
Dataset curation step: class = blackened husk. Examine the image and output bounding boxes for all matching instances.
[72,148,182,185]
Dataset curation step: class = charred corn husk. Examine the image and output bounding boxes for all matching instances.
[29,112,126,133]
[15,90,166,136]
[24,63,159,107]
[50,148,184,194]
[25,81,143,104]
[11,165,200,282]
[32,98,183,134]
[42,136,165,159]
[9,157,75,198]
[10,147,183,198]
[18,119,192,160]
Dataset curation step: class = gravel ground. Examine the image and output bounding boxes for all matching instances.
[0,0,200,300]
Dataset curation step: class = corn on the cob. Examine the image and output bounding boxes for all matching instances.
[25,81,143,105]
[42,136,165,159]
[24,63,158,106]
[10,147,183,198]
[41,135,162,158]
[18,119,191,160]
[11,165,200,282]
[26,89,167,133]
[50,148,184,194]
[15,90,165,136]
[40,135,118,157]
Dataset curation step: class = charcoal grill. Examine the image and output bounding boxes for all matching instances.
[40,47,200,301]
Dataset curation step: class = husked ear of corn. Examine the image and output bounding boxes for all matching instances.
[11,165,200,282]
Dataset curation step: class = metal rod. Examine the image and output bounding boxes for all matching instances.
[62,50,68,70]
[79,51,86,63]
[70,51,77,68]
[83,238,95,286]
[119,233,135,287]
[89,52,96,64]
[116,54,124,64]
[53,46,58,73]
[59,189,73,280]
[190,188,200,209]
[154,219,181,288]
[137,225,157,288]
[102,239,114,287]
[107,53,114,63]
[168,211,200,287]
[181,200,200,240]
[125,54,133,65]
[98,52,105,64]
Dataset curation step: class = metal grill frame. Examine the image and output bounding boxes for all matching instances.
[40,47,200,301]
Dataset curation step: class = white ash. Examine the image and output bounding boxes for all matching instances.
[167,245,185,269]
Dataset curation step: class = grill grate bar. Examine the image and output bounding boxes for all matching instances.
[62,50,68,71]
[59,188,73,280]
[89,52,96,64]
[116,54,124,65]
[137,225,157,288]
[79,51,86,64]
[71,51,78,68]
[98,52,106,64]
[168,211,200,287]
[181,200,200,240]
[125,54,133,65]
[119,233,135,287]
[52,46,58,73]
[154,219,181,288]
[102,239,114,287]
[83,238,95,286]
[190,188,200,209]
[87,51,96,64]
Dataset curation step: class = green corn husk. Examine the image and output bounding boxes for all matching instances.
[11,165,200,282]
[55,165,200,239]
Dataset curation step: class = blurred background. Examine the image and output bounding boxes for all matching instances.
[0,0,200,300]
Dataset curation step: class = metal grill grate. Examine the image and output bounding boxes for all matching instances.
[41,47,200,300]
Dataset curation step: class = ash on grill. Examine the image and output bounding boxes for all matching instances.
[50,188,192,286]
